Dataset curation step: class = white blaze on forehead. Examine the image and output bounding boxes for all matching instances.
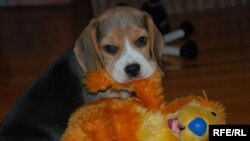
[110,37,156,83]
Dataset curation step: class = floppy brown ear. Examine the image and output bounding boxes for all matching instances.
[73,19,103,72]
[144,12,164,68]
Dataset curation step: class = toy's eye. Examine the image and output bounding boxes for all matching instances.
[103,45,118,55]
[180,126,186,131]
[211,112,217,117]
[135,36,147,48]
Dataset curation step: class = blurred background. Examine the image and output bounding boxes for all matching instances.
[0,0,249,124]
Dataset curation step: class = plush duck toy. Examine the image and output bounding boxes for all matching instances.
[61,69,226,141]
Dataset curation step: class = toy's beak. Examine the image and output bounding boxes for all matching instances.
[167,118,185,133]
[188,117,207,136]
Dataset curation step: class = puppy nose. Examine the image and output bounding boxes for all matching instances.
[125,63,140,77]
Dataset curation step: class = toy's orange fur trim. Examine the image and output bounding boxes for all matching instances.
[83,69,164,109]
[62,98,142,141]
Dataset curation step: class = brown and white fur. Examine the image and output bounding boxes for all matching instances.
[73,6,164,102]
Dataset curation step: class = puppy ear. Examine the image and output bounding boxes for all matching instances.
[144,12,164,68]
[73,19,103,72]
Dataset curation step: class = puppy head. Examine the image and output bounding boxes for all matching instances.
[74,6,163,83]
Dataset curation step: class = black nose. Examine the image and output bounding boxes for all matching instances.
[125,63,140,77]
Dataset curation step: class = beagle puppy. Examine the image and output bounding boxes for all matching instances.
[74,6,164,101]
[0,6,163,141]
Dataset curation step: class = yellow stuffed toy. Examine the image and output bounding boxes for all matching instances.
[61,69,226,141]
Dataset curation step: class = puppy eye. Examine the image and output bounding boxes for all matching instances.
[103,45,118,55]
[211,112,217,117]
[136,36,147,48]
